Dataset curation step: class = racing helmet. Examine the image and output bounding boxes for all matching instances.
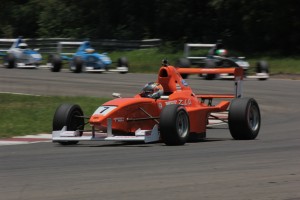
[215,49,228,56]
[19,43,28,49]
[140,82,164,99]
[85,48,95,53]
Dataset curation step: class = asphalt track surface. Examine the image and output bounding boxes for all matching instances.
[0,67,300,200]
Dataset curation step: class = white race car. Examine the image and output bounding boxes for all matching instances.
[1,37,42,68]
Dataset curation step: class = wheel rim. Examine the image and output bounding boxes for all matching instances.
[176,111,189,138]
[69,110,83,131]
[247,102,260,131]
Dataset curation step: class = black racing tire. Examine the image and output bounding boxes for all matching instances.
[205,73,217,80]
[117,57,129,74]
[176,58,191,79]
[7,53,16,68]
[204,59,217,80]
[160,104,190,145]
[256,60,269,80]
[228,98,261,140]
[73,56,83,73]
[117,57,129,67]
[50,54,62,72]
[53,104,85,145]
[256,60,269,73]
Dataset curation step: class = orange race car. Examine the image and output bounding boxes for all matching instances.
[52,60,261,146]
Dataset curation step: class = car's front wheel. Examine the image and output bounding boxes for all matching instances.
[204,59,217,80]
[160,104,190,145]
[176,58,191,79]
[6,53,16,68]
[53,104,85,145]
[117,57,129,74]
[256,60,269,80]
[73,56,83,73]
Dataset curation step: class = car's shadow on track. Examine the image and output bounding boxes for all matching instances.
[53,137,232,148]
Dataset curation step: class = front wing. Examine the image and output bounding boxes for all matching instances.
[52,119,160,143]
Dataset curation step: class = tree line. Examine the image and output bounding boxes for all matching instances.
[0,0,299,54]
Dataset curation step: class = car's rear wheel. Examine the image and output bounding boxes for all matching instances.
[160,104,190,145]
[53,104,85,145]
[229,98,261,140]
[49,54,62,72]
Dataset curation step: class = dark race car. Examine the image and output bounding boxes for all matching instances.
[177,42,269,80]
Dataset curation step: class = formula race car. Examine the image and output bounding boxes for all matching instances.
[0,37,42,68]
[52,60,261,146]
[49,41,128,73]
[178,42,269,80]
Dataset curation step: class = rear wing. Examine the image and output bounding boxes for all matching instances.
[0,38,19,54]
[177,67,243,98]
[0,37,25,50]
[184,43,214,60]
[184,43,246,62]
[57,41,84,56]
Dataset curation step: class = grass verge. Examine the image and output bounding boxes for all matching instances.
[41,47,300,74]
[109,48,300,74]
[0,93,111,138]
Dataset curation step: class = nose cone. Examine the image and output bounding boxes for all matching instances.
[89,114,105,124]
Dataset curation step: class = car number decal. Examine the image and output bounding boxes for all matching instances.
[93,106,117,116]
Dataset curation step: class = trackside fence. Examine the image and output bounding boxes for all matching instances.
[0,38,162,54]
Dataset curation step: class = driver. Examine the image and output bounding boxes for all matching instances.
[215,49,228,56]
[140,82,164,99]
[208,39,228,56]
[19,43,28,50]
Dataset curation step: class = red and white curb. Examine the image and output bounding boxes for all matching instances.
[0,134,51,146]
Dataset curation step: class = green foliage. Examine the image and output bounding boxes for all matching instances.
[109,48,183,73]
[0,0,299,54]
[37,0,81,37]
[108,48,300,74]
[0,25,14,38]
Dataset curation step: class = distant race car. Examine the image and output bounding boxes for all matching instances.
[177,43,269,80]
[52,60,261,146]
[0,37,42,68]
[48,41,128,73]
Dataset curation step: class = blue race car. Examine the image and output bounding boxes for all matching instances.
[49,41,128,73]
[1,37,42,68]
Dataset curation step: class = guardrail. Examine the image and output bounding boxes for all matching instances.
[0,38,162,54]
